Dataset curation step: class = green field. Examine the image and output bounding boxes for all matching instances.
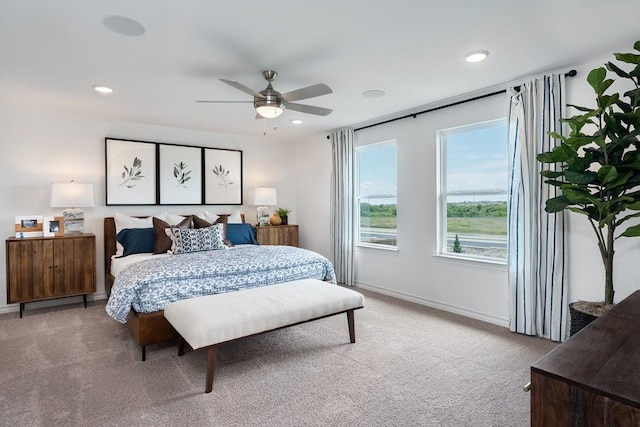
[360,202,507,234]
[447,217,507,235]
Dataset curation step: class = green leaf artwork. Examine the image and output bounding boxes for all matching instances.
[173,161,192,188]
[119,157,144,188]
[212,164,233,189]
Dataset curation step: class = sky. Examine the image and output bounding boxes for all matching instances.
[357,119,507,204]
[357,141,397,199]
[445,119,508,201]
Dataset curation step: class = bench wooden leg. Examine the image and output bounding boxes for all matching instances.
[178,336,185,356]
[347,310,356,343]
[205,346,218,393]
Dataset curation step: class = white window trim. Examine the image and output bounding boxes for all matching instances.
[436,118,507,263]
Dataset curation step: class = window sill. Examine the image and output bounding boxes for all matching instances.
[355,243,399,253]
[433,253,507,270]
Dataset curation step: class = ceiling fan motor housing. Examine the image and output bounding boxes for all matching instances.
[254,80,286,117]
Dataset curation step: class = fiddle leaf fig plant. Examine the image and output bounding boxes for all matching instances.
[537,40,640,305]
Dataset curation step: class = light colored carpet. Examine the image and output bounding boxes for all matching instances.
[0,288,556,426]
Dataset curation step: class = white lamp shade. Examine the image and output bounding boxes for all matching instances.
[50,182,95,208]
[253,187,277,206]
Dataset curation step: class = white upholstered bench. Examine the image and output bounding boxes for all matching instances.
[164,279,365,393]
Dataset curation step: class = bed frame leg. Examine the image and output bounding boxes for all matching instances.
[347,310,356,343]
[205,346,217,393]
[141,346,146,362]
[178,336,185,356]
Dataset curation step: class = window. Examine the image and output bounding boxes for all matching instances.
[356,140,397,248]
[438,119,508,261]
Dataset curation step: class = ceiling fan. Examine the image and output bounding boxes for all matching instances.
[197,70,333,119]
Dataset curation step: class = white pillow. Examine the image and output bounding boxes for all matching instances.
[164,212,187,226]
[228,210,243,224]
[114,213,153,256]
[196,211,220,223]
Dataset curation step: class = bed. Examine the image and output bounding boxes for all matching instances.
[103,215,336,360]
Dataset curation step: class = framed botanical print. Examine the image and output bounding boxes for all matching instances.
[203,148,243,205]
[158,144,203,205]
[105,138,157,205]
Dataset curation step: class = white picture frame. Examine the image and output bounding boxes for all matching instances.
[158,144,203,205]
[15,215,44,238]
[204,148,243,205]
[105,138,157,205]
[43,216,64,237]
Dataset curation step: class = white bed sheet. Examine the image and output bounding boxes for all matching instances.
[110,253,169,278]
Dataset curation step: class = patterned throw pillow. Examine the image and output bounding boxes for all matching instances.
[165,223,227,254]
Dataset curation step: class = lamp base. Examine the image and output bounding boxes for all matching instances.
[256,206,271,226]
[63,208,85,235]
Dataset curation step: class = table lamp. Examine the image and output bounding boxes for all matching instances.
[253,187,277,226]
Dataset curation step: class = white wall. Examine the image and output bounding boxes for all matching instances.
[353,95,509,325]
[0,104,297,312]
[296,48,640,327]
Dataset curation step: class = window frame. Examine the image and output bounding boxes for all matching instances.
[355,139,398,251]
[437,118,508,263]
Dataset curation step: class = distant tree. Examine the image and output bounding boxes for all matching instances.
[453,234,462,253]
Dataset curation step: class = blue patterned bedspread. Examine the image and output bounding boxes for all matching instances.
[105,245,336,323]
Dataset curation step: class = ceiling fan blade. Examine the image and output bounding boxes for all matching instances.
[196,100,253,103]
[286,103,333,116]
[282,84,332,102]
[220,79,262,98]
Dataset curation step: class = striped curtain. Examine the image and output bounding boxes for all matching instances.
[507,74,568,341]
[330,129,355,286]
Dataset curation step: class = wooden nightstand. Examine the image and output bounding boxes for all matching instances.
[255,225,299,247]
[6,233,96,317]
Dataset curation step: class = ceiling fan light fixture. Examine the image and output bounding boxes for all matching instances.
[254,98,285,118]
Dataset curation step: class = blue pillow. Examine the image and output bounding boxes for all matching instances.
[116,227,155,257]
[225,223,258,245]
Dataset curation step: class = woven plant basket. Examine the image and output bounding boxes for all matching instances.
[569,304,599,336]
[569,300,615,336]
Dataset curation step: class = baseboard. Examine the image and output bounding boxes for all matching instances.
[0,293,108,315]
[354,281,509,328]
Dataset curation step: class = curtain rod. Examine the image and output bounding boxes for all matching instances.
[346,69,577,134]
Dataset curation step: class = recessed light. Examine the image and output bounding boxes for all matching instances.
[102,15,146,36]
[362,90,385,98]
[93,85,114,94]
[465,50,489,63]
[291,119,303,125]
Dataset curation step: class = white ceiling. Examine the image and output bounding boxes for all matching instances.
[2,1,640,142]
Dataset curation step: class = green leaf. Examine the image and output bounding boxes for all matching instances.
[562,187,595,204]
[587,67,607,94]
[620,223,640,237]
[606,61,631,78]
[567,103,595,112]
[541,170,563,178]
[597,165,618,183]
[614,52,640,65]
[605,170,633,189]
[545,196,572,213]
[548,131,566,141]
[564,170,595,184]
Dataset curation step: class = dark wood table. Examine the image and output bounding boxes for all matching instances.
[531,290,640,426]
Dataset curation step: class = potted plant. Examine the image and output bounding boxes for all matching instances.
[275,208,291,225]
[537,40,640,334]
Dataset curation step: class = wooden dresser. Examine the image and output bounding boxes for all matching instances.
[255,224,298,247]
[6,233,96,317]
[531,290,640,426]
